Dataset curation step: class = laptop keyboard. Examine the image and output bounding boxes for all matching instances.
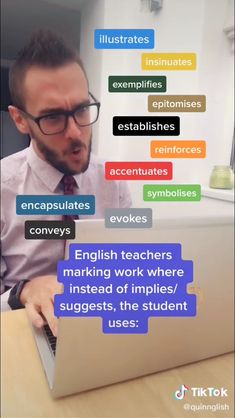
[43,324,57,355]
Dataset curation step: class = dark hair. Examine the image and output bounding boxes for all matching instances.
[9,29,87,109]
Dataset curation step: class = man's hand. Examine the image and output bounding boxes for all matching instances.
[20,275,63,337]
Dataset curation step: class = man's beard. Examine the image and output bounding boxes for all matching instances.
[31,132,92,175]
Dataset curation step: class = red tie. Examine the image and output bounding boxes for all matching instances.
[62,175,79,220]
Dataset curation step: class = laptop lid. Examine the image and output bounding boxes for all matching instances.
[49,218,234,397]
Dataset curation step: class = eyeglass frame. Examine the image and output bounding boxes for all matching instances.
[17,92,101,135]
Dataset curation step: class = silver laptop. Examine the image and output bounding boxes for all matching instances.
[31,217,234,398]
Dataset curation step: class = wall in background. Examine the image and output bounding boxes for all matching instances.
[80,0,105,154]
[80,0,234,208]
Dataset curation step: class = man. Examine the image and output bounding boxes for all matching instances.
[1,30,131,336]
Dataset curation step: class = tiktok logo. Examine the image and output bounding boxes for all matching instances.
[174,384,190,400]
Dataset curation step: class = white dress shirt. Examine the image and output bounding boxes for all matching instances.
[1,143,132,308]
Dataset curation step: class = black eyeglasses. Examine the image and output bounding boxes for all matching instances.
[19,92,101,135]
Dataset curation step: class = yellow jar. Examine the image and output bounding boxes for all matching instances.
[209,165,234,189]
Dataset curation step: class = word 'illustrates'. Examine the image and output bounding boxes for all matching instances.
[95,29,154,49]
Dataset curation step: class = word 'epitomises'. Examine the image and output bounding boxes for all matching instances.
[148,95,206,112]
[54,244,196,334]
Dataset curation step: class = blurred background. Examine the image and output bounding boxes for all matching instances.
[1,0,234,206]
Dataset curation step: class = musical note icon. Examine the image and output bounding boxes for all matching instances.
[174,384,190,400]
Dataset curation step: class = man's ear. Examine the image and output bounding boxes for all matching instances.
[8,105,30,135]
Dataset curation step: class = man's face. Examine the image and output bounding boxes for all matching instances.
[21,62,92,175]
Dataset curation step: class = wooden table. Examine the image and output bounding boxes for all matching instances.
[1,310,234,418]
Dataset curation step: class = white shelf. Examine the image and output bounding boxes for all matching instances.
[202,186,234,202]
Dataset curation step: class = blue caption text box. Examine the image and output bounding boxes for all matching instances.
[16,195,95,215]
[54,243,196,334]
[94,29,155,49]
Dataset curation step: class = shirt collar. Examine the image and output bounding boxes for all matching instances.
[26,142,82,192]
